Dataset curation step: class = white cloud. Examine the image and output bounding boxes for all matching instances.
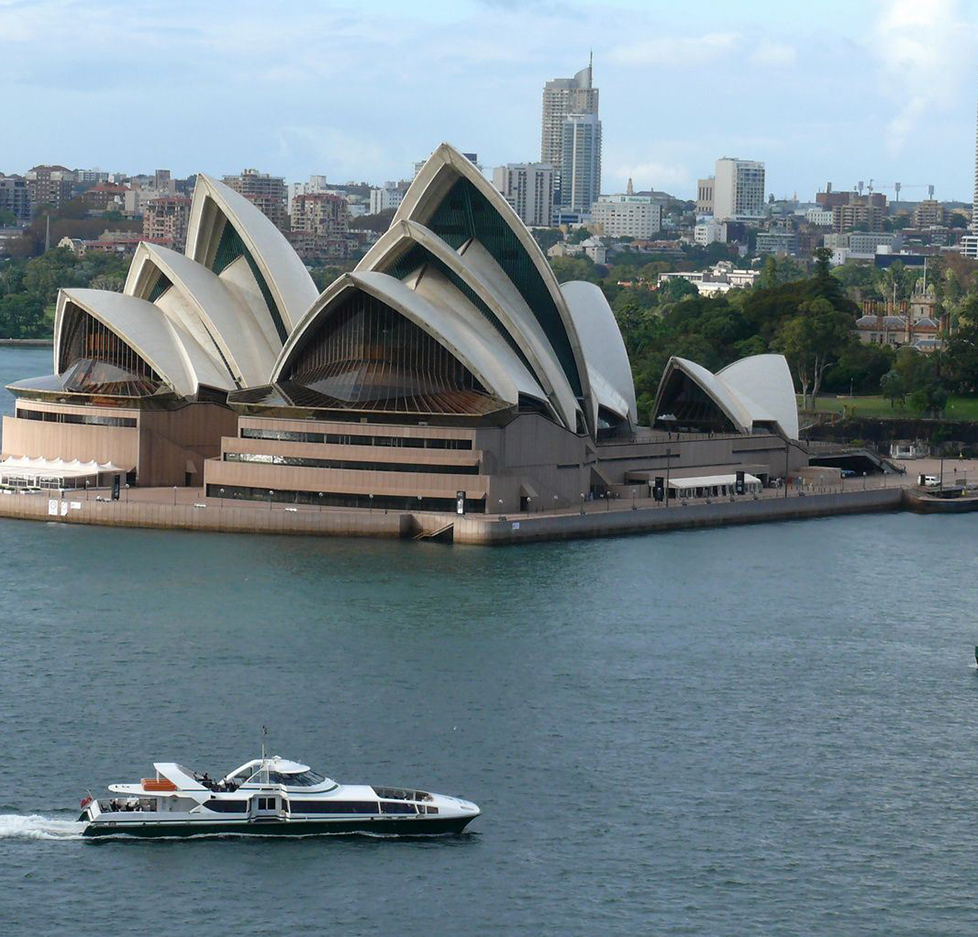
[749,41,796,68]
[613,160,691,192]
[873,0,977,153]
[611,32,739,68]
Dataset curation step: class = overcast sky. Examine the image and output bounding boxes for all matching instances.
[2,0,976,202]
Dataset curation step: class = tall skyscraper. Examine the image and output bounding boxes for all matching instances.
[542,58,599,204]
[972,77,978,231]
[560,113,602,213]
[713,158,765,221]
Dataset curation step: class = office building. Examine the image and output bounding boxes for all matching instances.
[591,195,661,238]
[542,60,599,205]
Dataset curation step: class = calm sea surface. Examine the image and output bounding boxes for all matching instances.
[2,345,978,935]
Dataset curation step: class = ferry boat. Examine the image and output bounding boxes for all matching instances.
[78,755,480,838]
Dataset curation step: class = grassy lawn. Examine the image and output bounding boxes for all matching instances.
[801,395,978,421]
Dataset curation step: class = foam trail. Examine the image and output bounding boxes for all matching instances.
[0,814,85,840]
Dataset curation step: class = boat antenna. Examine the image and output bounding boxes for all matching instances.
[261,725,268,764]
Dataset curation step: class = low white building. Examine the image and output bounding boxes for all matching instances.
[658,261,759,295]
[369,183,406,215]
[805,208,834,226]
[590,195,662,238]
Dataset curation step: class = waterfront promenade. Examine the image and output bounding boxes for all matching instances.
[0,466,960,545]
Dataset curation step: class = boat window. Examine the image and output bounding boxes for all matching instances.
[380,801,417,815]
[265,770,327,787]
[203,799,248,813]
[372,787,432,802]
[290,801,377,814]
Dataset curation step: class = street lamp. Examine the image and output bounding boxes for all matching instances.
[368,493,374,514]
[580,493,586,516]
[268,489,274,510]
[318,492,324,513]
[219,487,224,508]
[172,486,177,506]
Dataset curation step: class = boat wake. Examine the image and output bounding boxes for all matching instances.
[0,814,85,840]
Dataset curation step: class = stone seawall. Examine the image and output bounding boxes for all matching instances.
[0,486,912,545]
[453,487,906,545]
[0,493,412,539]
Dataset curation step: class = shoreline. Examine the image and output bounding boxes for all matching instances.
[0,484,956,545]
[0,338,53,346]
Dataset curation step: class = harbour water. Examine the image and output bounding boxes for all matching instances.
[3,346,978,934]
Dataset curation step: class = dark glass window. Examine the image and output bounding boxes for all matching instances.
[265,770,326,787]
[57,303,164,397]
[290,801,378,814]
[224,452,479,476]
[240,428,472,450]
[206,485,486,514]
[17,408,136,428]
[202,799,247,813]
[380,801,417,814]
[280,291,490,415]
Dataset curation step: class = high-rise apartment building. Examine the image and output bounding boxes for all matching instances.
[912,200,945,227]
[25,165,74,215]
[142,195,192,248]
[290,193,350,260]
[0,176,31,222]
[542,59,599,204]
[713,158,765,221]
[833,198,884,233]
[492,163,555,227]
[560,113,602,213]
[222,169,288,233]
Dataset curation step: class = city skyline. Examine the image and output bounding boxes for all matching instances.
[1,0,977,200]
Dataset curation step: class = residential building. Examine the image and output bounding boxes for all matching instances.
[713,158,765,221]
[560,113,602,212]
[542,58,598,200]
[142,195,192,249]
[74,168,110,185]
[755,229,799,255]
[369,183,407,215]
[290,193,350,260]
[492,163,555,228]
[961,234,978,258]
[833,197,884,232]
[25,165,74,214]
[590,195,661,238]
[912,200,945,227]
[805,209,834,226]
[694,220,727,246]
[696,177,715,214]
[222,169,289,233]
[84,182,129,212]
[0,176,31,222]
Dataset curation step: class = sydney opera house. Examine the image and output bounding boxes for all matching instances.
[1,144,806,514]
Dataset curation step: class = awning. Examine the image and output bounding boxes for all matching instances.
[0,455,129,484]
[668,473,761,489]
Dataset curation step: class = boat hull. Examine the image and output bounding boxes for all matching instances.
[82,815,476,838]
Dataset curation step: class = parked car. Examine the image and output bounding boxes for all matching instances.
[840,469,856,478]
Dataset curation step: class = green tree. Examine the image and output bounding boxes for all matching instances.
[880,369,906,407]
[0,292,46,338]
[774,297,855,408]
